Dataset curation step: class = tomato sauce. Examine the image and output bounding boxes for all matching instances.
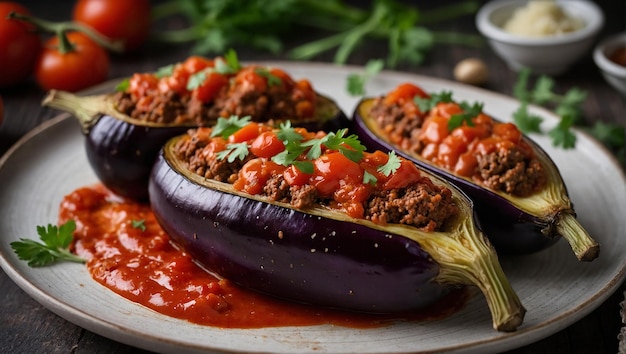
[59,184,469,329]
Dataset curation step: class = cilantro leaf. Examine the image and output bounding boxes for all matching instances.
[115,79,130,92]
[155,64,175,78]
[548,115,577,149]
[211,115,251,138]
[11,220,85,267]
[276,121,304,143]
[378,150,402,176]
[346,58,384,96]
[512,102,543,134]
[448,101,482,131]
[218,48,241,73]
[216,142,250,162]
[187,70,207,90]
[414,91,453,112]
[363,170,378,185]
[530,75,555,105]
[132,219,146,232]
[255,68,282,86]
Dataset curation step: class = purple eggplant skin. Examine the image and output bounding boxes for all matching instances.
[351,98,564,256]
[148,150,450,314]
[85,114,190,201]
[43,90,348,202]
[352,116,560,254]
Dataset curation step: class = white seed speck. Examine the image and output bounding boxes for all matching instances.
[311,233,316,239]
[310,248,316,253]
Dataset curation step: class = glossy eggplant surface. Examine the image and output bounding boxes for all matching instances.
[149,133,525,332]
[42,90,347,201]
[352,97,598,261]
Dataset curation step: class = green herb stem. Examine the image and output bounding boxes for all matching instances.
[419,1,480,25]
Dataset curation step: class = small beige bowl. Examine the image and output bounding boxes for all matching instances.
[593,32,626,97]
[476,0,604,75]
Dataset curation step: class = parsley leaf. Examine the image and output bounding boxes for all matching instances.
[513,68,587,149]
[255,68,282,86]
[548,115,577,149]
[211,115,251,138]
[131,219,146,231]
[115,79,130,92]
[378,150,402,176]
[346,58,384,96]
[155,64,175,78]
[276,121,304,143]
[216,142,250,162]
[512,102,543,134]
[363,170,378,185]
[414,91,453,112]
[187,70,208,90]
[10,220,85,267]
[448,101,482,131]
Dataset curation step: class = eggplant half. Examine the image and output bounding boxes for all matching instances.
[352,98,598,261]
[149,135,526,332]
[42,90,346,201]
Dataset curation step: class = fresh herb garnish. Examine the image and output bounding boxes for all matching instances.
[276,121,304,143]
[448,101,482,130]
[414,91,481,130]
[301,128,366,162]
[378,150,402,176]
[10,220,85,267]
[155,64,175,78]
[414,91,454,112]
[216,48,241,74]
[211,115,251,139]
[346,59,384,96]
[513,68,585,149]
[187,70,208,90]
[150,1,483,68]
[115,79,130,92]
[216,142,250,162]
[254,68,282,86]
[131,219,146,232]
[363,170,377,185]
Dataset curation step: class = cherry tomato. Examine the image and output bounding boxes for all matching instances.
[35,32,109,92]
[72,0,151,52]
[0,2,41,88]
[249,131,285,158]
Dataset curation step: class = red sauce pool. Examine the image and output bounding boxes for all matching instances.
[59,184,469,329]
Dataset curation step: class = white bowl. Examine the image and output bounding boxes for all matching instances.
[593,32,626,97]
[476,0,604,75]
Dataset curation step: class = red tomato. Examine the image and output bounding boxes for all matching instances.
[228,123,260,144]
[192,72,229,103]
[0,2,41,88]
[35,32,109,92]
[72,0,151,52]
[249,131,285,158]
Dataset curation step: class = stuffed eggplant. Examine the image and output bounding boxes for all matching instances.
[352,83,598,260]
[42,54,347,201]
[149,118,525,332]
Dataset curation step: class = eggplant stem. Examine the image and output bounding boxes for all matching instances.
[557,212,599,262]
[42,90,107,133]
[395,215,526,331]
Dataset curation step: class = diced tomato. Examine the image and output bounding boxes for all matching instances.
[283,165,310,186]
[420,115,449,144]
[228,122,260,143]
[382,160,422,190]
[128,73,158,100]
[311,152,362,197]
[192,72,229,103]
[249,131,285,158]
[383,83,429,105]
[182,56,214,74]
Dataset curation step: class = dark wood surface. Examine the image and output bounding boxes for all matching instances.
[1,1,624,353]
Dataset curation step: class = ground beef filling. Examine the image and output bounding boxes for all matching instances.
[115,86,306,126]
[173,131,457,232]
[369,99,546,197]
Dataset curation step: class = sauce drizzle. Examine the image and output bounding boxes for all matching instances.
[59,184,469,328]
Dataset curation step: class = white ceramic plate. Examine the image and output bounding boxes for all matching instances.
[1,63,625,354]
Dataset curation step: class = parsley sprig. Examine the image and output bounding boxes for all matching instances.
[347,59,384,96]
[414,91,483,130]
[512,68,584,149]
[211,115,251,139]
[11,220,85,267]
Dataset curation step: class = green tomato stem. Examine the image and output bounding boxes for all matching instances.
[7,12,123,53]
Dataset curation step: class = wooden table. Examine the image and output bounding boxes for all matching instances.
[1,1,624,353]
